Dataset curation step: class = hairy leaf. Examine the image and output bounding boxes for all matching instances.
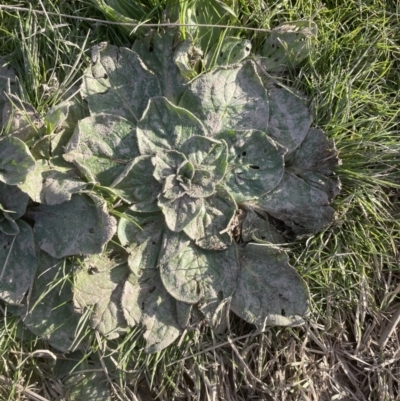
[179,61,269,136]
[254,172,335,235]
[158,193,203,232]
[241,207,286,244]
[122,272,181,353]
[0,220,37,304]
[82,44,161,121]
[286,128,341,200]
[180,135,228,184]
[23,252,80,352]
[0,136,35,185]
[64,114,138,186]
[160,234,240,312]
[137,97,207,155]
[32,193,117,258]
[0,181,29,218]
[132,29,185,103]
[74,250,129,339]
[267,87,312,153]
[183,186,235,250]
[205,37,251,68]
[220,130,285,202]
[259,21,317,72]
[231,243,309,326]
[118,212,165,275]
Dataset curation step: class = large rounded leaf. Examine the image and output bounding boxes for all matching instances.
[0,136,35,185]
[258,21,317,72]
[122,272,181,353]
[136,97,207,155]
[286,128,341,201]
[81,44,161,122]
[220,130,285,202]
[23,252,81,352]
[158,193,203,233]
[159,233,240,316]
[64,114,138,186]
[267,87,312,153]
[231,243,309,326]
[132,29,185,103]
[0,220,37,304]
[118,212,165,275]
[254,172,335,235]
[0,181,29,218]
[110,156,162,212]
[179,61,269,137]
[73,250,129,339]
[32,193,117,258]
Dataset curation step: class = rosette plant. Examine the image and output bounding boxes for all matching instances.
[0,28,339,353]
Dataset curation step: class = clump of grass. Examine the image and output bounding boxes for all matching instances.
[0,0,399,400]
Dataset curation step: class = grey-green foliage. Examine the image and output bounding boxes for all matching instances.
[0,26,339,354]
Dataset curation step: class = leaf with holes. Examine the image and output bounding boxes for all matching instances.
[81,43,161,122]
[31,193,117,258]
[73,249,129,339]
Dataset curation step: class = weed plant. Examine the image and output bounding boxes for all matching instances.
[0,0,399,400]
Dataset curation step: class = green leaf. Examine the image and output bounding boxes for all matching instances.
[132,29,185,103]
[40,169,88,205]
[180,135,228,184]
[152,150,188,183]
[254,172,335,235]
[122,272,181,353]
[118,211,165,275]
[220,130,285,202]
[32,193,117,258]
[158,193,203,232]
[73,249,129,339]
[241,207,286,244]
[286,128,341,200]
[64,114,138,186]
[0,136,35,185]
[267,87,312,153]
[0,181,29,218]
[0,220,37,304]
[205,37,252,68]
[137,97,207,155]
[231,243,309,326]
[0,212,19,235]
[259,21,317,72]
[159,235,240,315]
[183,186,236,250]
[81,44,161,121]
[23,252,81,352]
[18,159,49,203]
[179,61,269,136]
[110,156,162,212]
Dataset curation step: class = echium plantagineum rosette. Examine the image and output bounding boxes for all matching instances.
[0,27,340,353]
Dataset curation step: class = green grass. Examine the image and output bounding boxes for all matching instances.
[1,0,400,400]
